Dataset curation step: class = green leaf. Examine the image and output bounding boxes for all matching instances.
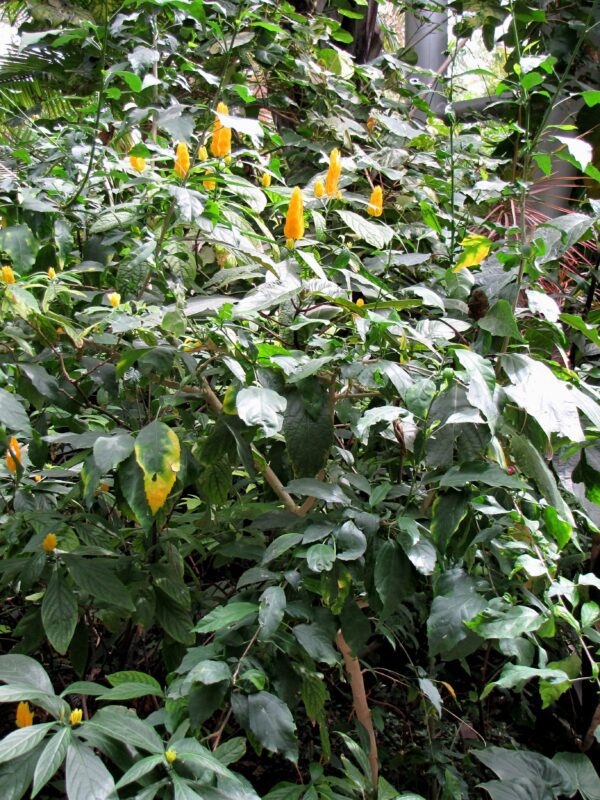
[193,602,258,633]
[93,434,135,473]
[97,682,163,701]
[552,752,600,800]
[510,434,574,527]
[247,691,298,762]
[396,518,436,575]
[258,586,286,640]
[116,70,143,92]
[117,454,153,529]
[374,540,413,617]
[293,623,339,665]
[42,569,78,655]
[481,665,570,699]
[439,463,522,489]
[306,543,336,573]
[65,739,116,800]
[84,706,163,754]
[479,300,521,338]
[106,671,161,691]
[134,421,181,514]
[0,655,54,695]
[502,354,584,442]
[467,606,544,638]
[301,671,328,722]
[115,754,163,789]
[427,570,486,660]
[185,660,231,685]
[539,654,580,709]
[0,389,31,435]
[32,727,70,798]
[337,210,393,249]
[63,556,134,612]
[236,387,287,436]
[0,225,38,272]
[286,479,350,505]
[582,90,600,107]
[430,492,470,554]
[0,724,53,765]
[0,747,40,800]
[283,386,333,478]
[214,737,246,766]
[474,746,570,798]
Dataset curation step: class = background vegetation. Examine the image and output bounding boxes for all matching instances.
[0,1,599,798]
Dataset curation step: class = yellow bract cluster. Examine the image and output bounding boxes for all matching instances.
[211,102,232,158]
[42,533,57,552]
[129,154,146,172]
[367,186,383,217]
[107,292,121,308]
[325,148,342,197]
[174,142,190,178]
[69,708,83,726]
[6,436,20,473]
[16,701,34,728]
[1,266,15,284]
[284,186,305,243]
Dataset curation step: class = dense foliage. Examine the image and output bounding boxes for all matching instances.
[0,1,600,798]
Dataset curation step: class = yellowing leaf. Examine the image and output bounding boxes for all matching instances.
[134,421,181,514]
[453,234,492,272]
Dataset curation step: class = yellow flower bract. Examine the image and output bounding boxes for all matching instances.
[314,180,325,198]
[6,436,21,473]
[211,102,232,158]
[107,292,121,308]
[165,749,177,764]
[261,172,271,188]
[129,155,146,172]
[325,148,342,197]
[2,266,15,284]
[42,533,58,552]
[174,142,190,178]
[16,701,34,728]
[69,708,83,726]
[284,186,304,242]
[367,186,383,217]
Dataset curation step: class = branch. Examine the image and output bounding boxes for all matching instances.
[335,631,379,789]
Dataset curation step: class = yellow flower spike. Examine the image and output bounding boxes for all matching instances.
[47,267,56,279]
[174,142,190,178]
[203,171,216,191]
[325,148,342,198]
[198,145,208,161]
[210,102,232,158]
[165,749,177,764]
[69,708,83,726]
[286,237,295,250]
[367,115,376,133]
[2,266,15,284]
[314,180,325,198]
[42,533,57,552]
[6,436,21,473]
[99,482,110,492]
[129,155,146,172]
[107,292,121,308]
[367,185,383,217]
[16,702,34,728]
[261,172,272,188]
[284,186,304,243]
[34,474,42,482]
[356,298,365,307]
